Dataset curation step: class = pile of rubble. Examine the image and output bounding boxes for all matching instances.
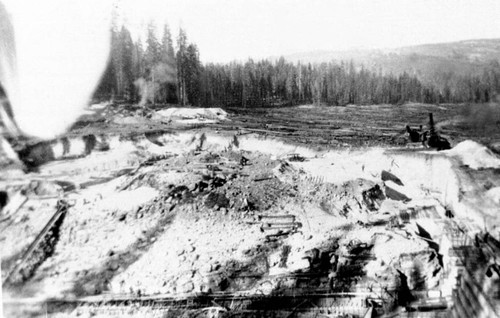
[2,128,500,317]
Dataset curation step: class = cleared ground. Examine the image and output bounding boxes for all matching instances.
[1,103,500,318]
[66,102,500,150]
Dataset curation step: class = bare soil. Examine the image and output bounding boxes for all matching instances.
[1,103,500,318]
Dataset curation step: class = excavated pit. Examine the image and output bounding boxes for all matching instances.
[2,130,500,318]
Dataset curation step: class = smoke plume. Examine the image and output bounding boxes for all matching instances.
[135,62,176,106]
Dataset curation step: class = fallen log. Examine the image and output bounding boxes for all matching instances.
[2,199,69,285]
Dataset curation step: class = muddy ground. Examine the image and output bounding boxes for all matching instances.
[1,103,500,318]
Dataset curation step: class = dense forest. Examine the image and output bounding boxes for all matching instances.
[94,22,500,107]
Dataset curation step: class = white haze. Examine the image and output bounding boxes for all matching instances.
[120,0,500,63]
[0,1,111,139]
[135,62,176,106]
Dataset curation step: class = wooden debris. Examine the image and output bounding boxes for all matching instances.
[381,170,404,186]
[3,199,69,285]
[253,175,274,182]
[385,186,411,202]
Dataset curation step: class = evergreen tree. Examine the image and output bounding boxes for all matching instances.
[131,37,145,102]
[145,21,161,67]
[143,21,161,104]
[93,20,500,107]
[117,25,134,100]
[185,43,201,105]
[176,28,188,106]
[160,24,177,103]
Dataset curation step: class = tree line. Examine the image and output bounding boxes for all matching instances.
[94,21,201,106]
[94,22,500,107]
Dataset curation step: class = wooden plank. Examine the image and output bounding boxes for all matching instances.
[2,200,69,285]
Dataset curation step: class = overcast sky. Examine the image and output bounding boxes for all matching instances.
[119,0,500,63]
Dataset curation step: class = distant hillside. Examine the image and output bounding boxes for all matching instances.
[392,39,500,62]
[280,39,500,89]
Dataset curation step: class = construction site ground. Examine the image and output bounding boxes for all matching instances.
[1,102,500,318]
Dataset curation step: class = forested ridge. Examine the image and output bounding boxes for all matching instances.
[94,22,500,107]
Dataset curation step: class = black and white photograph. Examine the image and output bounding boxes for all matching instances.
[1,0,500,317]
